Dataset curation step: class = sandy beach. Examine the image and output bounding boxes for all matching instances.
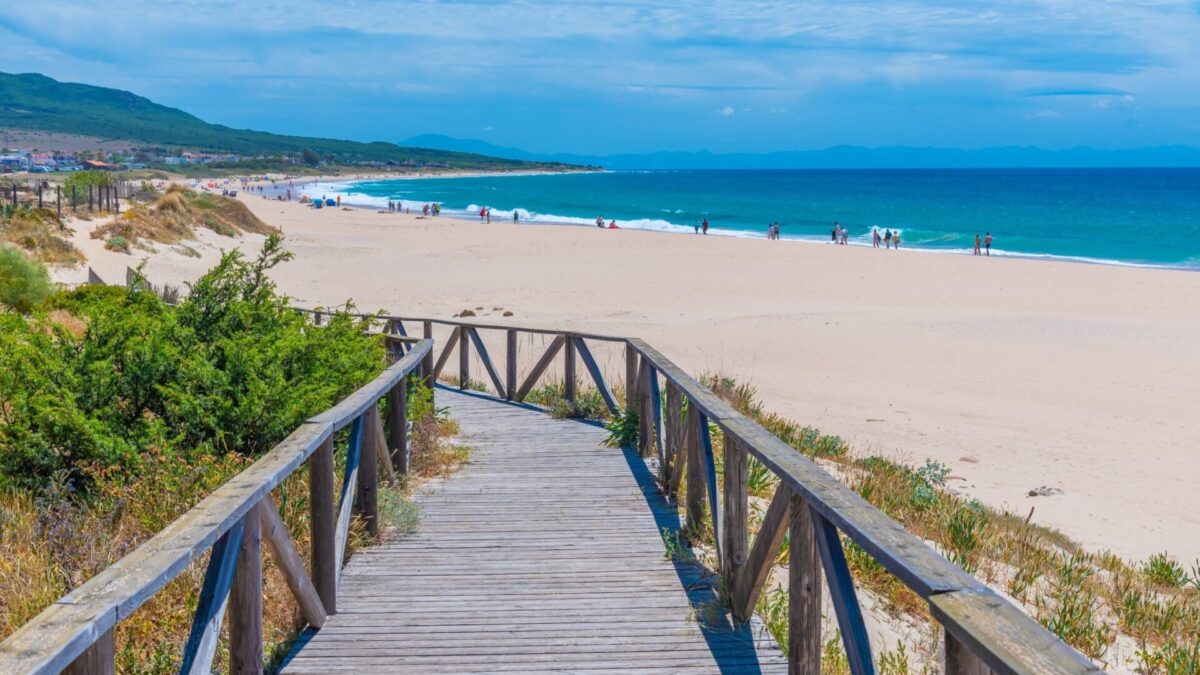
[65,191,1200,564]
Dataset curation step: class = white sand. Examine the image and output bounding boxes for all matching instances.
[64,192,1200,563]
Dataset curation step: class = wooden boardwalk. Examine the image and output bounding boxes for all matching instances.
[281,387,788,674]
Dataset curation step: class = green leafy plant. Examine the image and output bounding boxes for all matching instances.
[604,407,640,448]
[1142,553,1189,589]
[0,247,52,313]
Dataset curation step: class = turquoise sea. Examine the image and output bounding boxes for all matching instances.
[324,169,1200,268]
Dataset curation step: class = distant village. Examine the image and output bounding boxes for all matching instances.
[0,148,270,173]
[0,148,439,174]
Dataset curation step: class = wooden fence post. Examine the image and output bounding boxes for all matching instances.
[789,493,822,675]
[356,411,380,537]
[564,334,577,402]
[56,186,62,219]
[624,342,639,412]
[389,379,408,474]
[684,405,706,531]
[458,326,470,389]
[422,321,434,393]
[505,329,518,400]
[63,629,114,675]
[945,631,991,675]
[309,436,337,614]
[230,505,263,675]
[722,435,748,603]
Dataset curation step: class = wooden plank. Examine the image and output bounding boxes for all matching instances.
[431,326,461,382]
[789,493,822,675]
[733,483,792,622]
[722,434,749,602]
[376,314,626,342]
[62,629,112,675]
[468,327,506,396]
[310,436,337,615]
[388,380,407,475]
[259,499,327,629]
[458,326,470,389]
[810,507,874,675]
[638,358,653,456]
[574,337,619,414]
[663,382,682,484]
[564,334,577,402]
[515,335,565,401]
[505,329,518,400]
[930,589,1100,675]
[230,503,263,675]
[648,366,664,461]
[356,408,380,537]
[335,416,365,585]
[180,518,244,675]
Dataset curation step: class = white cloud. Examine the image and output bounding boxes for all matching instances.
[717,106,736,117]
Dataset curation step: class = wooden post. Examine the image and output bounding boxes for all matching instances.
[389,379,408,474]
[230,505,263,675]
[458,325,470,389]
[356,411,380,537]
[88,184,93,210]
[505,329,517,400]
[945,631,991,675]
[37,184,43,208]
[624,342,639,412]
[564,334,577,402]
[63,629,114,675]
[56,186,61,219]
[722,435,748,603]
[422,321,434,392]
[309,436,337,614]
[684,405,705,531]
[789,493,822,675]
[638,360,652,456]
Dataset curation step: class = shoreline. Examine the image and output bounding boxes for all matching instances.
[303,173,1200,272]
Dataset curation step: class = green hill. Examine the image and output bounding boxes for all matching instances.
[0,72,574,170]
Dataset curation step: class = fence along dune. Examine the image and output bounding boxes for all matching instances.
[0,308,1101,674]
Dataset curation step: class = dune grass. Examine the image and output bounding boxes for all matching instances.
[92,185,275,250]
[681,374,1200,672]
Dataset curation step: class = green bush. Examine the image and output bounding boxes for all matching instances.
[104,236,130,252]
[0,246,52,313]
[0,234,385,491]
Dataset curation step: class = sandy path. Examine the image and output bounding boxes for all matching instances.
[67,194,1200,563]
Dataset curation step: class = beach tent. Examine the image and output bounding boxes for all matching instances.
[325,198,336,207]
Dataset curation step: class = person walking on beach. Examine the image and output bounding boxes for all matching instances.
[702,219,709,235]
[513,211,519,224]
[985,232,992,256]
[693,221,700,234]
[872,228,881,248]
[884,229,893,249]
[974,233,982,255]
[893,230,901,249]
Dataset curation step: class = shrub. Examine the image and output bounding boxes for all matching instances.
[1142,553,1189,589]
[105,236,130,252]
[0,246,52,313]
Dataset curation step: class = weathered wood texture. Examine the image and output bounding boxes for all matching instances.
[281,388,788,674]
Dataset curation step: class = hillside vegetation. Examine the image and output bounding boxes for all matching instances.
[0,72,577,171]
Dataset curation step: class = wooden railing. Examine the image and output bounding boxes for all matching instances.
[312,312,1102,675]
[1,307,1102,674]
[0,338,432,675]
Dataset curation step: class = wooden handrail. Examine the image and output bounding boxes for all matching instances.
[626,337,1101,675]
[0,340,432,675]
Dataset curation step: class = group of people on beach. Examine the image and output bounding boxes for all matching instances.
[422,203,441,217]
[692,218,710,235]
[870,227,901,249]
[385,200,411,214]
[595,215,619,229]
[767,222,781,239]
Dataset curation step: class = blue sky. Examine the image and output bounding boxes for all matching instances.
[2,1,1199,155]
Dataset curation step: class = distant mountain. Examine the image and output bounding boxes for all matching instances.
[404,133,1200,170]
[0,73,574,170]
